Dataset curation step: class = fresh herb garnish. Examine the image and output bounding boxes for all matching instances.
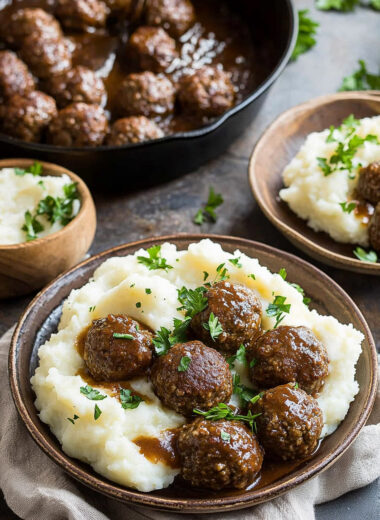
[89,305,96,312]
[153,317,191,356]
[177,286,208,318]
[227,344,248,369]
[250,358,257,368]
[203,271,209,281]
[353,247,378,263]
[36,182,80,225]
[14,161,43,176]
[248,273,256,280]
[193,186,224,225]
[145,288,152,294]
[80,385,107,401]
[178,355,191,372]
[232,374,257,404]
[214,263,229,283]
[136,302,141,308]
[120,388,143,409]
[137,245,173,271]
[266,295,291,328]
[113,333,134,340]
[228,256,242,268]
[294,382,299,389]
[291,9,319,62]
[316,0,359,11]
[94,404,102,420]
[203,312,223,341]
[21,210,44,241]
[339,59,380,91]
[194,403,261,432]
[340,201,357,213]
[67,414,79,424]
[220,430,231,442]
[279,268,287,280]
[290,283,311,305]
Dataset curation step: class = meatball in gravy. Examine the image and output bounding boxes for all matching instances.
[357,161,380,206]
[107,116,163,145]
[144,0,195,38]
[2,8,62,47]
[55,0,108,30]
[127,26,178,73]
[0,51,35,101]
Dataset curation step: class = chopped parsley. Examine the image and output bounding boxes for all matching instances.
[203,271,209,281]
[220,430,231,442]
[145,288,152,294]
[120,388,143,409]
[279,267,287,280]
[248,273,256,280]
[14,161,43,176]
[291,10,319,62]
[316,0,380,11]
[339,59,380,91]
[227,344,248,369]
[340,201,357,213]
[290,283,311,306]
[153,317,191,356]
[136,302,141,308]
[113,333,134,340]
[178,355,191,372]
[137,245,173,271]
[294,382,299,389]
[228,256,242,268]
[194,403,261,432]
[203,312,223,341]
[232,374,258,404]
[177,286,208,318]
[266,295,291,328]
[94,404,102,420]
[21,210,44,241]
[67,414,79,424]
[193,186,224,225]
[353,247,378,263]
[211,263,229,284]
[89,305,96,312]
[80,385,107,401]
[250,358,257,368]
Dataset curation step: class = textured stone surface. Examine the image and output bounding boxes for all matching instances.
[1,0,379,517]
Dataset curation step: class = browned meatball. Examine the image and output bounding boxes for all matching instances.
[150,341,233,416]
[20,34,71,79]
[127,26,178,73]
[190,281,262,354]
[250,383,323,461]
[43,66,106,108]
[56,0,108,30]
[1,8,63,47]
[0,90,57,142]
[178,418,263,490]
[357,162,380,205]
[145,0,195,38]
[83,314,154,381]
[117,71,175,117]
[107,116,163,145]
[247,326,329,395]
[369,202,380,252]
[0,51,35,101]
[48,102,109,146]
[178,66,235,118]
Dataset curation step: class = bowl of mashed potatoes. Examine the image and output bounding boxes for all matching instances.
[9,235,377,512]
[0,158,96,297]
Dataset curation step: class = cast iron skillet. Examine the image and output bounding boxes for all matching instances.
[0,0,297,189]
[9,235,378,513]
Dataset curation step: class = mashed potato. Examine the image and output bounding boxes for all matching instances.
[0,167,80,245]
[31,239,363,491]
[280,115,380,245]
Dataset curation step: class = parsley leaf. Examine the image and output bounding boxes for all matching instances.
[290,283,311,305]
[153,317,191,356]
[89,305,96,312]
[193,186,224,225]
[145,288,152,294]
[220,430,230,442]
[177,286,208,318]
[232,374,257,404]
[67,414,79,424]
[194,403,261,432]
[316,0,359,10]
[14,161,43,176]
[279,268,287,280]
[353,247,378,263]
[113,333,134,340]
[339,60,380,91]
[203,312,223,341]
[227,344,248,369]
[94,404,102,420]
[36,182,80,226]
[21,210,44,241]
[120,388,143,409]
[80,385,107,401]
[291,9,319,62]
[340,201,357,213]
[228,256,242,268]
[137,245,173,271]
[317,157,332,176]
[266,295,291,328]
[178,355,191,372]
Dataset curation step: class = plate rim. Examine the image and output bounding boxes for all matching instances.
[8,233,379,513]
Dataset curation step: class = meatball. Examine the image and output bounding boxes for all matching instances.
[107,116,163,145]
[178,66,235,118]
[48,102,109,147]
[0,90,57,142]
[127,26,178,73]
[1,8,62,47]
[56,0,108,30]
[20,34,71,79]
[83,314,154,381]
[247,326,329,395]
[357,162,380,205]
[369,202,380,252]
[150,341,232,416]
[178,418,263,490]
[250,383,323,461]
[0,51,35,101]
[190,281,262,354]
[145,0,195,38]
[43,66,106,108]
[117,71,175,117]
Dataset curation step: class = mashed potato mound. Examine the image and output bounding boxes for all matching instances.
[280,115,380,246]
[31,239,363,491]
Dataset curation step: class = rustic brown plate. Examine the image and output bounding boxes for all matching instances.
[248,91,380,275]
[9,234,378,513]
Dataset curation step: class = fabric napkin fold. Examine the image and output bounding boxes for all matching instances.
[1,326,379,520]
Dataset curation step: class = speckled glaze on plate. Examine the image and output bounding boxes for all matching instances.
[9,235,378,513]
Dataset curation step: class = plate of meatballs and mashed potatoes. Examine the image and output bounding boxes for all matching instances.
[0,0,264,148]
[10,236,377,512]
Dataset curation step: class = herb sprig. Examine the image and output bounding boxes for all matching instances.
[227,344,248,369]
[153,317,191,356]
[80,385,107,401]
[178,356,191,372]
[194,187,224,225]
[177,286,207,318]
[291,10,319,62]
[266,295,291,328]
[137,245,173,271]
[353,247,378,263]
[120,388,143,409]
[339,59,380,92]
[203,312,223,341]
[194,403,261,432]
[15,161,43,176]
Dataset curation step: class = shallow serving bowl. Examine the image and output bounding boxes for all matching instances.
[0,0,297,189]
[249,91,380,275]
[0,158,96,298]
[9,234,377,513]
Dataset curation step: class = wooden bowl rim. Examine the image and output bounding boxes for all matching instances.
[248,91,380,274]
[8,234,378,513]
[0,158,94,251]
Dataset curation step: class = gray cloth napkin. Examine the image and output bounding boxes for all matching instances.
[1,326,379,520]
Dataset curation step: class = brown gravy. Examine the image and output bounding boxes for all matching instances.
[133,428,181,469]
[354,199,375,225]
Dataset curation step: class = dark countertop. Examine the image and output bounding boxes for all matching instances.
[1,0,379,518]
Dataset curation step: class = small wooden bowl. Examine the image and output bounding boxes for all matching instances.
[9,234,378,513]
[0,158,96,298]
[248,92,380,275]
